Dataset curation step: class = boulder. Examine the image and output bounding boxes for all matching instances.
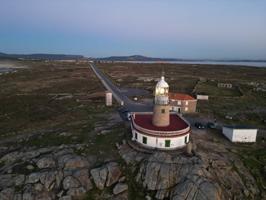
[0,188,15,200]
[90,166,108,190]
[90,162,122,189]
[37,157,56,169]
[63,176,80,190]
[64,156,89,170]
[136,152,199,191]
[40,171,56,190]
[113,183,128,195]
[170,176,222,200]
[73,169,93,191]
[67,187,87,197]
[55,170,64,189]
[34,183,44,192]
[106,162,122,187]
[15,174,25,186]
[26,172,41,184]
[58,154,74,169]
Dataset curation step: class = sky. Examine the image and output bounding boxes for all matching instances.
[0,0,266,59]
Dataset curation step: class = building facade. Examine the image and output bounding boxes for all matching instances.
[169,93,197,113]
[130,76,191,149]
[222,126,257,143]
[105,91,112,106]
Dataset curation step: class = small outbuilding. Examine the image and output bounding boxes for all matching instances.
[196,94,209,100]
[105,91,112,106]
[222,126,257,143]
[169,93,197,113]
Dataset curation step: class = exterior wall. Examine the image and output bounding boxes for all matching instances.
[105,92,112,106]
[197,95,209,100]
[152,105,170,127]
[222,127,257,142]
[170,100,197,113]
[222,127,234,141]
[132,129,189,149]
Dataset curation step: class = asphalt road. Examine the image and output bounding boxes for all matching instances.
[89,63,153,112]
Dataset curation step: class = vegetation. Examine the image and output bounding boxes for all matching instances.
[240,148,266,190]
[99,62,266,127]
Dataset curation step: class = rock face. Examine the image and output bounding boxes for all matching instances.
[119,143,261,200]
[113,183,128,195]
[135,152,225,200]
[136,152,202,191]
[171,176,222,200]
[90,162,122,190]
[0,147,95,200]
[37,157,56,169]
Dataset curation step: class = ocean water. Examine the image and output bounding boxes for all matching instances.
[123,61,266,68]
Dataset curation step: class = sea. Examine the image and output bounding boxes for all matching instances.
[123,61,266,68]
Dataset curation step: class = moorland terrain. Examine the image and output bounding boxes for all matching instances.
[0,59,265,200]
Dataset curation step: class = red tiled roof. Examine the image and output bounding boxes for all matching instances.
[169,93,195,101]
[133,113,189,132]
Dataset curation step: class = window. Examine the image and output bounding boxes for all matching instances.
[178,101,181,105]
[185,136,188,144]
[185,107,188,111]
[185,101,188,105]
[135,132,138,140]
[161,109,165,113]
[143,136,147,144]
[165,140,171,147]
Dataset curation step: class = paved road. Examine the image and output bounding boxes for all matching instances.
[89,63,153,112]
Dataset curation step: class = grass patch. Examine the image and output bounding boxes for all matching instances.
[196,81,241,97]
[240,148,266,190]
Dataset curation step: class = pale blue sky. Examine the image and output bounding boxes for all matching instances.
[0,0,266,59]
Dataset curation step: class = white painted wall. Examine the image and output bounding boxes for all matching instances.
[132,129,189,149]
[222,127,257,142]
[105,92,112,106]
[197,95,208,100]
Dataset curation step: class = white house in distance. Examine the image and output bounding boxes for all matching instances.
[105,91,112,106]
[130,75,191,149]
[222,126,257,143]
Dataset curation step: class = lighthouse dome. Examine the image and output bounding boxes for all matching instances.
[155,76,169,97]
[156,76,169,88]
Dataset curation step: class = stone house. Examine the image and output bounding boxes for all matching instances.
[169,93,197,113]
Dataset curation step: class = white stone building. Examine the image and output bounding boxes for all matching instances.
[222,126,257,142]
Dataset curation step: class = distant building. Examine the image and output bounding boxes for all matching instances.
[169,93,197,113]
[196,94,209,100]
[131,76,191,149]
[217,83,233,89]
[105,91,112,106]
[222,126,257,142]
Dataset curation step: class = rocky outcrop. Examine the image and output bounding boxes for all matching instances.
[135,152,214,199]
[170,176,222,200]
[119,143,260,200]
[113,183,128,195]
[90,162,122,190]
[37,157,56,169]
[136,152,202,191]
[0,147,94,200]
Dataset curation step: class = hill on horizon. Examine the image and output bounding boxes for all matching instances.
[0,52,85,61]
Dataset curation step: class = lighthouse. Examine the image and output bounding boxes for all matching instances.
[152,75,170,127]
[130,74,191,149]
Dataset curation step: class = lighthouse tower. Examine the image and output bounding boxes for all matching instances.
[152,75,170,127]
